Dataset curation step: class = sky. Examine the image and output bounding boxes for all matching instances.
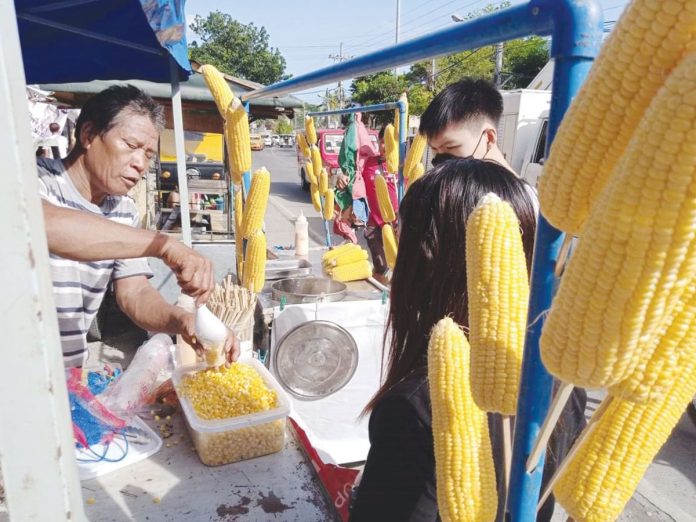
[186,0,630,103]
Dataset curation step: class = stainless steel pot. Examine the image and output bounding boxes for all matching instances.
[270,277,347,304]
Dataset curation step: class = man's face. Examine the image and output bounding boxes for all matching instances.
[82,111,159,198]
[428,120,490,159]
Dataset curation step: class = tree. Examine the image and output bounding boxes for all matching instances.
[189,12,288,85]
[502,36,549,88]
[275,117,293,135]
[351,72,408,124]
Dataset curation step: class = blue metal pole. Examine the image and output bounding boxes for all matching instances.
[397,100,407,202]
[506,1,603,520]
[242,101,252,196]
[241,3,553,102]
[308,102,400,117]
[321,195,332,248]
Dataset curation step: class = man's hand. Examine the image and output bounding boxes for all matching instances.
[178,312,241,364]
[336,174,350,190]
[159,238,215,306]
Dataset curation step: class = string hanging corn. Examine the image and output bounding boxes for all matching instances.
[323,189,335,221]
[201,64,233,118]
[319,168,329,195]
[310,145,323,186]
[305,161,318,186]
[375,174,396,223]
[408,163,425,186]
[305,115,317,145]
[428,317,498,522]
[553,348,696,521]
[310,182,322,213]
[538,0,696,235]
[323,245,367,268]
[242,231,266,292]
[241,168,270,239]
[382,224,398,270]
[609,283,696,403]
[297,132,310,158]
[403,133,427,181]
[540,52,696,389]
[466,193,528,415]
[322,242,360,264]
[233,188,244,278]
[384,124,399,174]
[225,98,252,184]
[328,259,372,283]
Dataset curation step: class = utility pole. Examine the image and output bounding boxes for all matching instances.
[394,0,401,75]
[329,42,353,109]
[493,42,504,86]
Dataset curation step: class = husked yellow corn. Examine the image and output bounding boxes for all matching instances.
[201,64,233,117]
[319,168,329,195]
[408,163,425,186]
[538,0,696,235]
[310,182,322,213]
[297,132,310,158]
[329,259,372,282]
[241,168,270,238]
[242,231,266,292]
[310,145,323,184]
[428,317,498,522]
[322,242,356,263]
[375,174,396,223]
[384,124,399,174]
[554,347,696,521]
[466,193,528,415]
[305,161,318,186]
[234,188,244,279]
[324,245,367,268]
[403,133,427,181]
[179,362,278,420]
[610,283,696,402]
[382,224,398,270]
[323,189,334,221]
[305,115,317,145]
[540,52,696,389]
[225,99,252,182]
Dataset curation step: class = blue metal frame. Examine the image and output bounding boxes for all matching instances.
[243,2,603,520]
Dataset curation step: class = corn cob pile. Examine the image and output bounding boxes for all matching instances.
[375,174,397,223]
[403,133,427,184]
[305,115,317,145]
[384,124,399,174]
[322,244,372,283]
[305,160,317,185]
[466,194,529,415]
[297,132,310,158]
[382,224,398,271]
[428,317,498,522]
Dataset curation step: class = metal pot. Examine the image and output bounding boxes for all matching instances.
[271,277,347,304]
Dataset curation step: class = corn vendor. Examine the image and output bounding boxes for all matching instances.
[39,85,239,367]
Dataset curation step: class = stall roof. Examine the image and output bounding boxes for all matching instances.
[16,0,191,83]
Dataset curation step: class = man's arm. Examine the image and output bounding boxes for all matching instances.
[113,276,240,362]
[43,201,214,305]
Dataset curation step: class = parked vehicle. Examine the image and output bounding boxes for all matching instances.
[263,135,273,147]
[272,134,281,146]
[250,134,265,151]
[278,134,295,148]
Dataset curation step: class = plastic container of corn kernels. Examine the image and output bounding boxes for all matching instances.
[173,357,290,466]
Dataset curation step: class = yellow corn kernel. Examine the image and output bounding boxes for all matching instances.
[201,64,233,118]
[310,182,322,213]
[540,52,696,389]
[322,242,356,263]
[384,124,399,174]
[538,0,696,235]
[319,167,329,195]
[242,231,266,293]
[466,193,528,415]
[428,317,498,522]
[225,98,251,183]
[241,168,270,239]
[305,161,318,186]
[408,163,425,187]
[305,115,317,145]
[329,259,372,282]
[382,224,398,270]
[325,245,367,268]
[375,174,396,223]
[554,345,696,522]
[323,189,335,221]
[297,132,310,158]
[610,282,696,402]
[310,145,323,185]
[403,133,427,182]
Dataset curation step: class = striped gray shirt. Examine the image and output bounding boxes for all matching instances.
[37,158,152,367]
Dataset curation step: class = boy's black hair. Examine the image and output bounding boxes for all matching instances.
[419,78,503,139]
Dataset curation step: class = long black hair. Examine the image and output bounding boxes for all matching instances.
[365,158,536,412]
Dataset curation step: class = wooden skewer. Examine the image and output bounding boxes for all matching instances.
[526,382,575,473]
[502,415,513,494]
[536,396,614,511]
[554,234,574,278]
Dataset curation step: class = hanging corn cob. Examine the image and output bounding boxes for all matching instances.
[297,132,310,158]
[310,145,323,186]
[323,189,335,221]
[403,133,427,181]
[609,283,696,403]
[382,224,398,270]
[242,231,266,293]
[540,52,696,389]
[553,348,696,521]
[241,168,271,239]
[305,115,317,145]
[305,161,318,186]
[310,182,322,213]
[328,259,372,283]
[408,163,425,186]
[201,64,234,118]
[428,317,498,522]
[322,242,357,264]
[233,188,244,278]
[225,98,252,184]
[538,0,696,235]
[384,124,399,174]
[319,168,329,195]
[375,174,396,223]
[323,244,367,268]
[466,193,528,415]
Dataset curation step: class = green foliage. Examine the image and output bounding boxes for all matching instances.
[503,36,549,88]
[275,117,293,135]
[189,12,288,85]
[408,84,433,116]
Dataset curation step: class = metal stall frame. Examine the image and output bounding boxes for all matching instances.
[308,101,407,247]
[242,2,603,520]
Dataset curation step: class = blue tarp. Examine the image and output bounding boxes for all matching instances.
[16,0,191,84]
